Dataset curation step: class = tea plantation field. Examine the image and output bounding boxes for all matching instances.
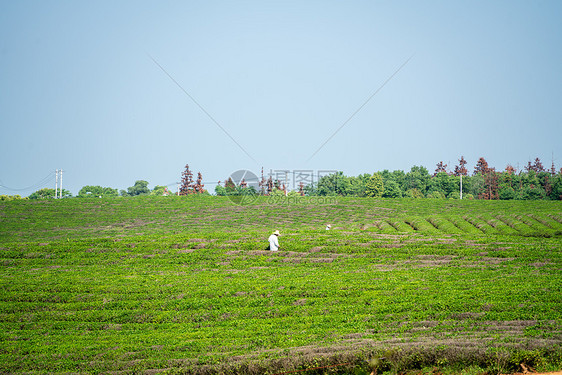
[1,196,561,374]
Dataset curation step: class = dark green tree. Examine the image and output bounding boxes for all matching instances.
[317,172,348,196]
[498,184,516,200]
[303,182,317,196]
[467,174,485,198]
[428,171,454,197]
[382,180,402,198]
[347,174,371,197]
[405,166,430,195]
[548,174,562,200]
[215,184,226,196]
[122,180,150,196]
[517,185,546,200]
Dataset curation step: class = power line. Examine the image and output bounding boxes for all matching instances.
[306,54,414,163]
[0,172,55,192]
[148,53,258,164]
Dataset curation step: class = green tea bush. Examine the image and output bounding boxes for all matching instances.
[426,216,463,234]
[479,214,519,235]
[446,215,482,234]
[462,215,499,235]
[496,214,536,236]
[386,218,415,232]
[404,216,440,234]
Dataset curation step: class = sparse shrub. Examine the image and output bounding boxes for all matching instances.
[427,190,446,199]
[0,194,25,201]
[448,191,460,199]
[404,188,424,198]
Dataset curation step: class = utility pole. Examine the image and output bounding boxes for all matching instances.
[59,170,63,199]
[54,169,63,198]
[55,169,59,199]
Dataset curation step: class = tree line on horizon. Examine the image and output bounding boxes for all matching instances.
[215,157,562,201]
[304,156,562,200]
[2,157,561,201]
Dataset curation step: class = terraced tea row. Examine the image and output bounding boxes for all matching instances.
[1,196,562,241]
[368,213,562,236]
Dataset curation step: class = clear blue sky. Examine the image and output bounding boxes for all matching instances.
[1,1,561,195]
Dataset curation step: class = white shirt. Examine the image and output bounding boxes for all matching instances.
[268,234,279,251]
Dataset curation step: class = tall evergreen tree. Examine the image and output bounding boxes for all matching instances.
[259,167,266,195]
[505,165,516,175]
[524,158,545,173]
[482,171,499,200]
[473,157,498,199]
[453,156,468,176]
[434,161,448,176]
[194,172,205,193]
[474,157,490,176]
[180,164,195,195]
[533,157,545,172]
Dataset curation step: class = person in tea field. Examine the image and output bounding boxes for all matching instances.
[268,230,280,251]
[325,224,331,230]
